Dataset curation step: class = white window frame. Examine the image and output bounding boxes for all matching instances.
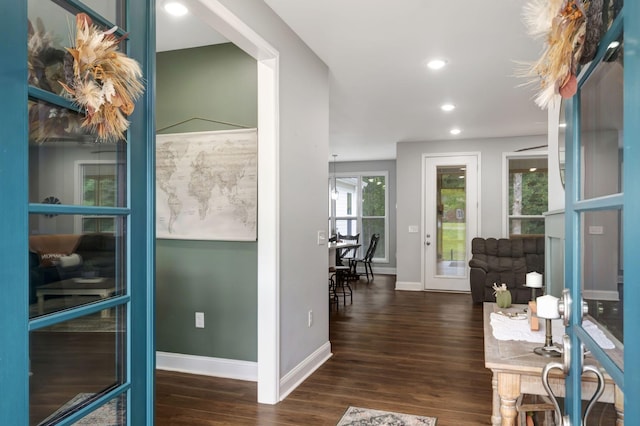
[501,151,548,238]
[74,160,118,234]
[329,171,389,263]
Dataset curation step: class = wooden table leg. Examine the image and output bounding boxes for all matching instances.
[497,372,521,426]
[615,385,624,426]
[491,371,501,426]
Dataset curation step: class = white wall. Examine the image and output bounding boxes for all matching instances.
[396,135,547,285]
[215,0,331,387]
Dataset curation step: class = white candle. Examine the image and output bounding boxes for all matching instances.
[536,295,560,319]
[526,271,543,288]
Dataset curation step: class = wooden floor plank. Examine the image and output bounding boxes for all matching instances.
[156,275,494,425]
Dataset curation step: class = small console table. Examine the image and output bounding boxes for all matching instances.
[483,302,623,425]
[36,278,116,318]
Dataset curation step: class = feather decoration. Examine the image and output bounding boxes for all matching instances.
[518,0,586,109]
[59,13,145,142]
[522,0,565,38]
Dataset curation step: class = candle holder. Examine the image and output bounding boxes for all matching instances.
[525,271,543,302]
[533,295,562,358]
[533,318,562,357]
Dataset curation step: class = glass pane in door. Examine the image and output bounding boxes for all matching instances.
[29,305,126,425]
[581,209,624,369]
[436,166,466,276]
[28,214,126,319]
[579,38,623,200]
[28,100,127,207]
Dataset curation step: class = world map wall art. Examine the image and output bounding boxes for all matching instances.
[156,129,258,241]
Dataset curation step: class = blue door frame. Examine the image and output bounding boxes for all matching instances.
[564,4,639,424]
[0,1,155,424]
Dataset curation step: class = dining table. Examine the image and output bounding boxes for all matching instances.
[328,241,361,269]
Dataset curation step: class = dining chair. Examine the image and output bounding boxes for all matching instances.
[350,233,380,282]
[337,233,359,265]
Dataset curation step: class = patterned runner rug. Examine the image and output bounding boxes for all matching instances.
[41,393,124,425]
[337,406,437,426]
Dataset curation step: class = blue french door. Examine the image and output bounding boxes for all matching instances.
[562,3,639,425]
[0,0,155,424]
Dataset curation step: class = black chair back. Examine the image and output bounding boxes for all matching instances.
[363,233,380,261]
[338,233,359,259]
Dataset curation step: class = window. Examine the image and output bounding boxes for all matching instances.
[77,162,117,233]
[329,172,388,262]
[505,155,548,237]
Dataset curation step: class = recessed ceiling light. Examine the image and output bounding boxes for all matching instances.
[426,59,447,70]
[559,122,567,128]
[164,1,188,16]
[450,128,461,135]
[529,167,538,172]
[441,103,455,112]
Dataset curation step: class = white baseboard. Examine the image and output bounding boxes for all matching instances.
[156,351,257,382]
[583,290,620,301]
[395,281,423,291]
[279,341,332,401]
[352,266,397,276]
[371,266,396,275]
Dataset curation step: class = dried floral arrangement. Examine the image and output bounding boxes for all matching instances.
[27,18,85,143]
[60,13,145,142]
[519,0,587,109]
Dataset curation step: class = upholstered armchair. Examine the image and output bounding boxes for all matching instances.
[469,237,545,304]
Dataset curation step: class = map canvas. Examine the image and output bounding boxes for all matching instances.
[156,129,257,241]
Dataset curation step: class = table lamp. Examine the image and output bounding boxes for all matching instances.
[525,271,543,301]
[534,294,562,357]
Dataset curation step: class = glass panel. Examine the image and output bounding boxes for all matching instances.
[335,219,358,237]
[81,0,124,25]
[362,218,385,259]
[559,101,567,187]
[27,1,124,96]
[436,166,466,276]
[580,39,623,200]
[581,210,624,369]
[335,177,358,217]
[28,215,126,319]
[361,175,385,216]
[603,0,623,33]
[508,157,547,237]
[509,217,545,236]
[29,306,126,425]
[581,210,623,369]
[29,100,127,206]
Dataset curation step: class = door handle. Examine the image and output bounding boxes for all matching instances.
[541,334,605,426]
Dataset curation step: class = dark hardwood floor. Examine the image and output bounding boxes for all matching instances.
[156,275,494,425]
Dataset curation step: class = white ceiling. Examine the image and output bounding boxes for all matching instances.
[157,1,548,161]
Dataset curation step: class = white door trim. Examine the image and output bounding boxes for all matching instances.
[421,152,480,292]
[187,0,281,404]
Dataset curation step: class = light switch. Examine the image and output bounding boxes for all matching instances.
[408,225,419,233]
[317,230,327,245]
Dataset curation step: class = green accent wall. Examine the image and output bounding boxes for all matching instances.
[156,43,258,361]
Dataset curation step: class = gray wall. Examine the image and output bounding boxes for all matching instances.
[396,135,547,284]
[333,160,397,270]
[155,43,258,361]
[215,0,331,377]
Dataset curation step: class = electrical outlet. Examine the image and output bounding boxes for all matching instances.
[195,312,205,328]
[308,310,313,327]
[588,225,604,235]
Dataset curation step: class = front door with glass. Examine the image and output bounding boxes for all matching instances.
[423,155,478,291]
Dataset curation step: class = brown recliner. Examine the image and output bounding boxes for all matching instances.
[468,237,545,304]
